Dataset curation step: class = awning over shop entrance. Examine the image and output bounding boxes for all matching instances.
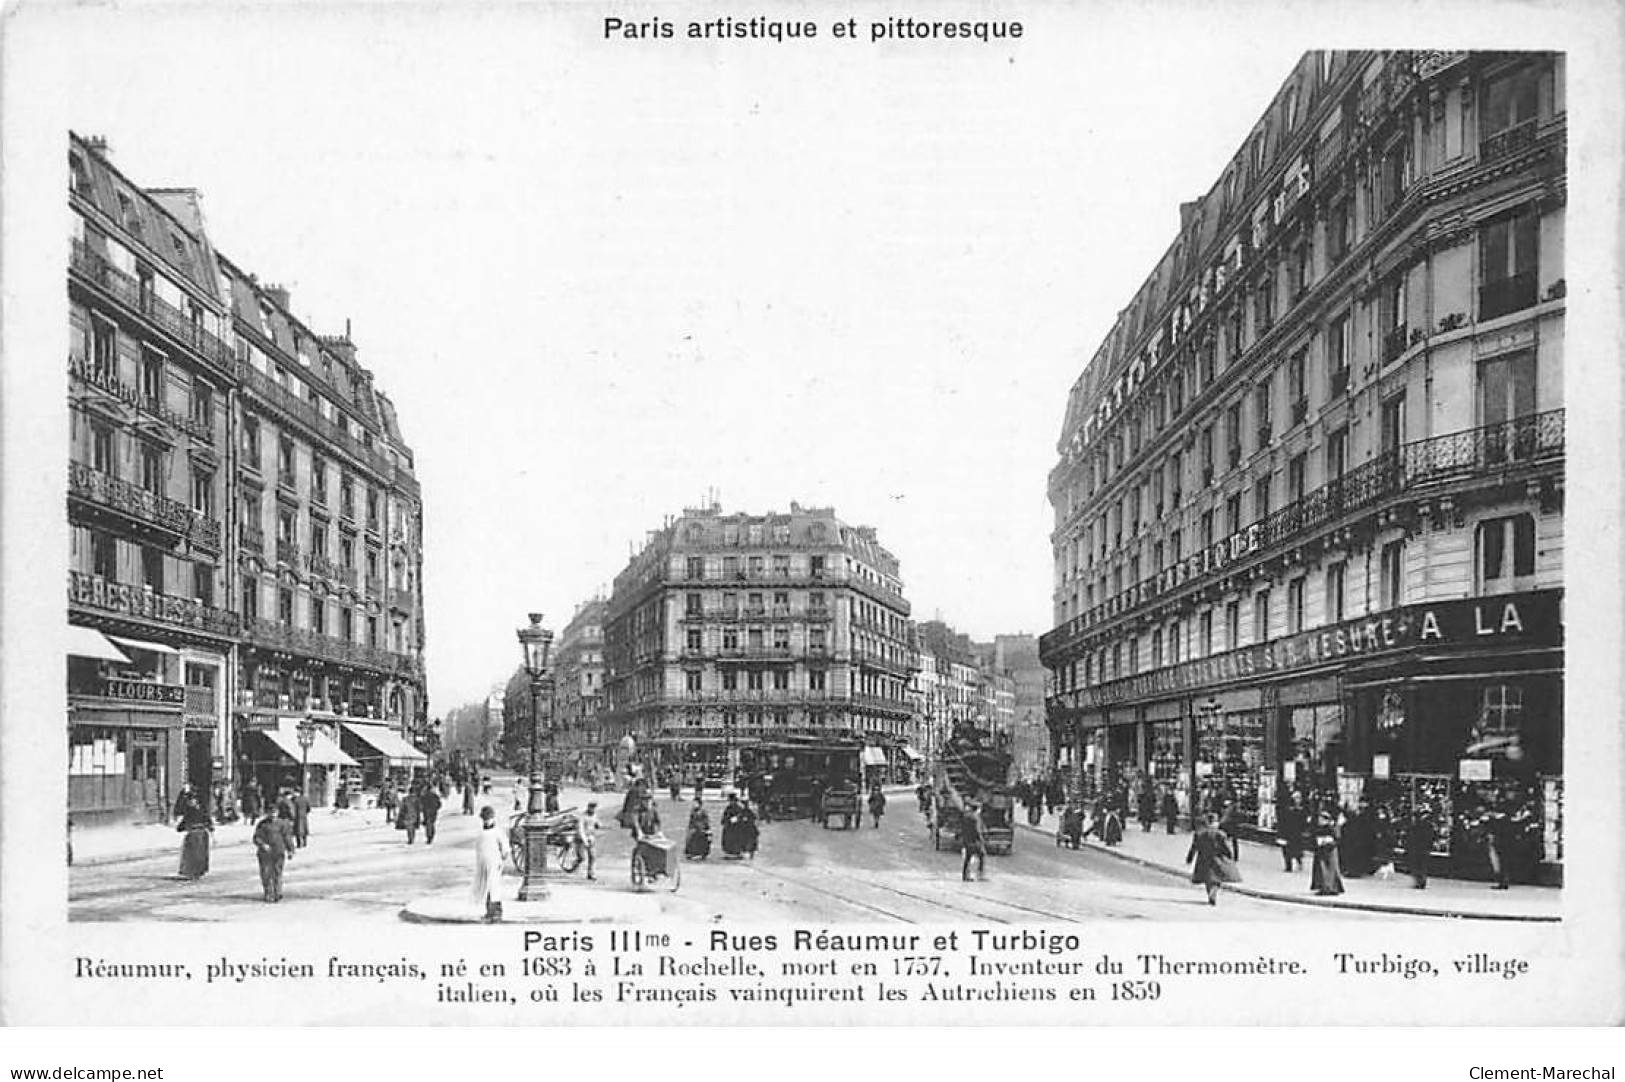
[860,746,888,768]
[108,635,180,657]
[68,626,130,664]
[243,718,358,767]
[899,745,924,762]
[341,721,428,764]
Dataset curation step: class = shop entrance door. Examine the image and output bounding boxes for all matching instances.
[185,730,213,795]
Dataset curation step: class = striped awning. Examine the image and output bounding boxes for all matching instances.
[68,627,130,663]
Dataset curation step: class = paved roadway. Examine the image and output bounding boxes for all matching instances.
[70,783,1387,923]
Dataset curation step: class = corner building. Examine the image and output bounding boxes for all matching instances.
[66,134,427,822]
[602,503,916,781]
[1039,52,1564,882]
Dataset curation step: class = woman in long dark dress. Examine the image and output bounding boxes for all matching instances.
[684,799,711,860]
[1186,813,1241,905]
[174,785,213,880]
[1309,803,1345,896]
[720,795,758,860]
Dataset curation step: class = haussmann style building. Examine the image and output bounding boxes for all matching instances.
[1039,51,1564,882]
[601,502,920,788]
[66,133,428,823]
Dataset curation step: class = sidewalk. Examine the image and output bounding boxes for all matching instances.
[1017,812,1560,921]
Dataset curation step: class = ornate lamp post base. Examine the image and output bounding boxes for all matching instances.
[518,774,552,901]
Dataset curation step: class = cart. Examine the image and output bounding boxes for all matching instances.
[509,810,583,876]
[630,835,681,892]
[820,785,861,829]
[931,803,962,851]
[981,792,1015,855]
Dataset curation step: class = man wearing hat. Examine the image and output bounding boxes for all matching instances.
[579,800,601,881]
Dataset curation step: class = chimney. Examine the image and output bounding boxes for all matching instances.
[84,135,111,158]
[265,283,291,310]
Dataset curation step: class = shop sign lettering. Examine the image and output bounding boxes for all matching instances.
[1060,590,1560,709]
[93,676,185,706]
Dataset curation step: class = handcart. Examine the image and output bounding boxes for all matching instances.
[630,834,681,892]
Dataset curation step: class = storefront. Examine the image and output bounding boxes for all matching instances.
[339,719,429,791]
[1140,701,1186,816]
[236,713,358,806]
[1193,688,1267,826]
[67,630,189,824]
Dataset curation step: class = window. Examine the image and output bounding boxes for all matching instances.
[1226,601,1241,651]
[141,350,164,402]
[747,669,764,691]
[91,423,113,472]
[723,556,740,579]
[1327,199,1352,264]
[1150,628,1163,669]
[809,590,826,613]
[747,524,763,546]
[91,318,115,376]
[809,669,826,692]
[1127,638,1139,674]
[1254,589,1271,643]
[1168,452,1183,506]
[1170,529,1182,562]
[1326,427,1348,482]
[772,554,789,578]
[748,556,764,578]
[242,418,260,465]
[686,556,704,580]
[311,455,327,504]
[277,507,296,545]
[312,599,327,635]
[278,587,294,624]
[1477,684,1524,742]
[240,578,259,620]
[90,531,117,578]
[1226,402,1243,467]
[367,615,379,647]
[1201,510,1215,549]
[340,536,355,569]
[1254,476,1272,522]
[722,627,738,651]
[1254,276,1274,334]
[686,628,702,652]
[366,490,379,529]
[722,669,738,691]
[1380,540,1406,608]
[1288,453,1307,503]
[1288,351,1307,419]
[339,478,355,519]
[809,627,827,652]
[1170,373,1184,415]
[1479,211,1539,320]
[1287,578,1306,634]
[1200,425,1214,479]
[1380,393,1407,455]
[810,555,825,578]
[773,590,789,611]
[747,627,764,650]
[278,436,295,479]
[1200,611,1214,657]
[686,670,702,693]
[1225,494,1242,537]
[685,592,702,616]
[1326,561,1346,623]
[1168,622,1182,664]
[747,592,764,615]
[191,381,213,428]
[1328,313,1350,390]
[310,520,328,557]
[773,627,790,651]
[1477,514,1536,592]
[772,668,789,691]
[1480,66,1539,143]
[1379,276,1408,365]
[191,469,213,516]
[140,444,164,494]
[339,607,353,641]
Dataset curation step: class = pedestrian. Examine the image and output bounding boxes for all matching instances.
[470,805,510,922]
[544,782,560,815]
[252,805,296,902]
[1277,790,1306,873]
[1186,813,1242,906]
[397,785,423,844]
[916,780,932,816]
[420,782,443,844]
[1404,809,1436,890]
[632,790,663,841]
[1058,803,1084,849]
[1217,800,1242,864]
[579,801,600,881]
[461,778,476,816]
[1483,804,1514,890]
[334,780,350,810]
[241,777,263,821]
[173,784,213,880]
[377,780,398,826]
[959,800,987,881]
[1137,786,1157,832]
[1046,776,1063,816]
[1160,788,1180,835]
[1341,799,1375,878]
[685,797,712,860]
[1371,805,1397,879]
[668,772,682,804]
[289,787,311,849]
[1309,802,1345,896]
[867,785,887,829]
[720,793,758,860]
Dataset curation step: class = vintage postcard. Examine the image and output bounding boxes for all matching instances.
[0,0,1620,1030]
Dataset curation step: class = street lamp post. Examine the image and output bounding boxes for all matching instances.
[295,716,317,803]
[516,614,555,902]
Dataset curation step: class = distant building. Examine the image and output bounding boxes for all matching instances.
[553,597,606,771]
[602,502,917,778]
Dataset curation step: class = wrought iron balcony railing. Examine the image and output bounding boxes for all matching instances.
[68,462,221,554]
[1040,410,1565,663]
[1481,119,1538,164]
[245,616,404,673]
[69,240,236,381]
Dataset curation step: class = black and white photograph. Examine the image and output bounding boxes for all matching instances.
[1,0,1622,1038]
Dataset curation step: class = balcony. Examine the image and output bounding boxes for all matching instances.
[184,686,218,717]
[69,570,239,637]
[68,462,221,555]
[1255,424,1273,451]
[275,538,301,566]
[245,616,401,673]
[240,365,394,478]
[1479,273,1539,322]
[1291,398,1309,426]
[68,240,236,382]
[1331,366,1352,397]
[69,359,213,443]
[1227,446,1242,470]
[388,587,414,613]
[239,524,265,554]
[1313,125,1347,180]
[310,552,357,587]
[1481,119,1537,164]
[1039,410,1565,663]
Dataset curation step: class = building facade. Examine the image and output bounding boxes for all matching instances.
[602,502,916,777]
[552,597,607,772]
[993,634,1048,776]
[67,134,427,821]
[1040,52,1564,881]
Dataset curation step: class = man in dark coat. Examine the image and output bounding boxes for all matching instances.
[289,788,311,849]
[1405,811,1437,889]
[960,801,987,881]
[419,783,443,844]
[253,807,296,902]
[1137,787,1158,832]
[1160,789,1180,834]
[396,785,423,844]
[1186,813,1241,905]
[1277,791,1307,873]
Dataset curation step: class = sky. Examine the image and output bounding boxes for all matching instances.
[40,4,1314,708]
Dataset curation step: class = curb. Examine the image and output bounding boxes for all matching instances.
[71,811,426,869]
[1014,820,1560,922]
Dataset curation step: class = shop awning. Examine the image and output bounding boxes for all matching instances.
[108,635,180,656]
[899,745,924,762]
[341,721,427,764]
[861,746,888,767]
[248,718,358,767]
[68,627,130,664]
